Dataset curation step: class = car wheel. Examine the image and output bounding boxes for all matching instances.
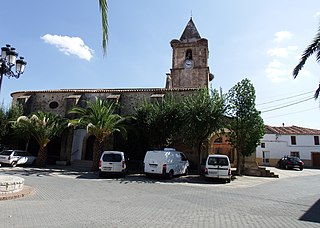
[167,170,174,179]
[300,167,303,171]
[184,167,189,176]
[98,171,104,178]
[285,164,289,170]
[226,178,231,183]
[11,161,17,167]
[32,160,37,166]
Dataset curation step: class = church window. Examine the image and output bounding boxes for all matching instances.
[214,137,222,144]
[49,101,59,109]
[185,49,193,60]
[150,94,165,103]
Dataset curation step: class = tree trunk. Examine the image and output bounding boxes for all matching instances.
[36,146,47,167]
[236,149,241,176]
[92,138,104,171]
[242,154,246,175]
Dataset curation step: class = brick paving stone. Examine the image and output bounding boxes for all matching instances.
[0,166,319,227]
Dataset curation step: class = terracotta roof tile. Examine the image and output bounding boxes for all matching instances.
[265,125,320,135]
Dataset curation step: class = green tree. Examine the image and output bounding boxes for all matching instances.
[180,89,227,170]
[226,78,265,175]
[293,22,320,98]
[69,97,128,171]
[0,104,6,144]
[0,103,23,148]
[12,111,68,167]
[135,96,183,149]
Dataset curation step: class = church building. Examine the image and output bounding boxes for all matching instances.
[10,18,214,168]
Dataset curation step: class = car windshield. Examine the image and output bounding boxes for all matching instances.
[102,154,122,162]
[0,150,13,156]
[208,157,228,166]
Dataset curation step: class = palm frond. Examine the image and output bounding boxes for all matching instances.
[99,0,108,55]
[293,26,320,78]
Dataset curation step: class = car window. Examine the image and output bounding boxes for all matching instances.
[16,151,27,156]
[289,157,301,162]
[180,153,187,161]
[0,150,13,156]
[208,157,228,166]
[102,154,122,162]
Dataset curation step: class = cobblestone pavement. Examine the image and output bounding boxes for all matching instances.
[0,166,319,228]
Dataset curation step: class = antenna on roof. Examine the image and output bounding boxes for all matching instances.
[190,10,193,18]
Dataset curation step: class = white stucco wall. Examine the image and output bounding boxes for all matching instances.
[256,133,320,161]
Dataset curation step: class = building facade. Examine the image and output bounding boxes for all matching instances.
[10,18,214,167]
[256,125,320,168]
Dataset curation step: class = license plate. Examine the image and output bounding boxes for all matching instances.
[102,167,112,171]
[209,171,218,175]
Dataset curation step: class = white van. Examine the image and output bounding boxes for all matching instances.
[99,151,126,177]
[144,148,189,179]
[204,154,231,183]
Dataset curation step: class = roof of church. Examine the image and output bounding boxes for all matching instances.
[265,125,320,135]
[11,87,200,96]
[180,17,201,42]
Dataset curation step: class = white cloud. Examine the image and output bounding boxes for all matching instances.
[314,12,320,18]
[41,34,94,61]
[268,59,283,68]
[265,66,290,83]
[274,31,293,42]
[267,48,289,58]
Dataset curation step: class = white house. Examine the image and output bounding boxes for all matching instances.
[256,125,320,168]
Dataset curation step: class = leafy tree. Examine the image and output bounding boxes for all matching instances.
[180,89,227,170]
[293,22,320,98]
[226,78,265,175]
[0,103,23,148]
[69,97,128,171]
[0,104,6,144]
[135,96,183,149]
[12,111,68,167]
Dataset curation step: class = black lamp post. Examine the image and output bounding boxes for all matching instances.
[0,44,27,93]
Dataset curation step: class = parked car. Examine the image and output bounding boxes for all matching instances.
[277,156,304,170]
[204,154,231,183]
[144,148,189,179]
[0,150,37,167]
[98,151,127,177]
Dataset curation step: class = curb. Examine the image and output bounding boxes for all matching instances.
[0,185,35,201]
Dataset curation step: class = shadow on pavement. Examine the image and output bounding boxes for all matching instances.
[299,199,320,223]
[0,165,235,185]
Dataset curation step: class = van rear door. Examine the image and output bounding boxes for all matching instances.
[144,151,163,174]
[207,156,229,178]
[101,153,122,172]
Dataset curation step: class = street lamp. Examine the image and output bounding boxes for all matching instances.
[0,44,27,93]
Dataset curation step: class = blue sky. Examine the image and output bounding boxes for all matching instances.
[0,0,320,129]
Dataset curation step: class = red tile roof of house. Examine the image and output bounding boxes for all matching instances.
[265,125,320,135]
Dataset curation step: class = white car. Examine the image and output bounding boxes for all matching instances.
[204,154,231,183]
[144,148,189,179]
[0,150,37,167]
[98,151,127,177]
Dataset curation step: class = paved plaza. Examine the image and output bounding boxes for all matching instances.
[0,166,319,228]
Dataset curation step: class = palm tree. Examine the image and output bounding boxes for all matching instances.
[293,23,320,98]
[12,111,68,167]
[69,97,128,171]
[99,0,108,55]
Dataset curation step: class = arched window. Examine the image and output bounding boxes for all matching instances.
[185,49,192,60]
[214,137,223,144]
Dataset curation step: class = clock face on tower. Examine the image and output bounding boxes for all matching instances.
[184,59,194,69]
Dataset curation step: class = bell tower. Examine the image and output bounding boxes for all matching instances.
[168,18,213,89]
